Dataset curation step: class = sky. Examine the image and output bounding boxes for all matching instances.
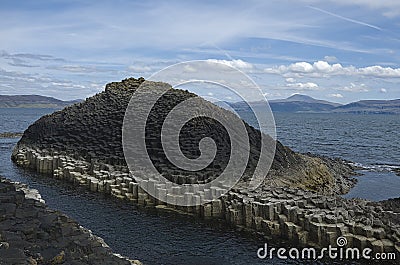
[0,0,399,103]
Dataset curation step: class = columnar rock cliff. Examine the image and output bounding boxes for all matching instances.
[13,77,354,194]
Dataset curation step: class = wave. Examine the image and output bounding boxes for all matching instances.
[350,162,400,173]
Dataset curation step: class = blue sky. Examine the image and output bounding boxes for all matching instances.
[0,0,399,103]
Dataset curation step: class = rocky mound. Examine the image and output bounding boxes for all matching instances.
[0,177,141,265]
[13,77,355,194]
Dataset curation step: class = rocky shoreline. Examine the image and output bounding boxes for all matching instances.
[11,148,400,255]
[0,177,142,265]
[10,77,400,258]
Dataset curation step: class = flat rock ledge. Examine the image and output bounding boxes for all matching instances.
[0,177,142,265]
[13,147,400,255]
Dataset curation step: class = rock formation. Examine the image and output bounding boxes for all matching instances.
[0,177,141,265]
[11,78,399,255]
[13,77,355,195]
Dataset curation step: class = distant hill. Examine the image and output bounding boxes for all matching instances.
[0,95,81,108]
[271,94,342,106]
[223,94,341,113]
[218,94,400,114]
[333,99,400,114]
[269,94,341,112]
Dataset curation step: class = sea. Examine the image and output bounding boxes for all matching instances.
[0,108,399,264]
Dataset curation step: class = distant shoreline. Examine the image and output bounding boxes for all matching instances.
[219,94,400,115]
[270,111,400,115]
[0,94,81,109]
[1,106,399,115]
[0,132,24,138]
[0,105,63,109]
[1,93,399,114]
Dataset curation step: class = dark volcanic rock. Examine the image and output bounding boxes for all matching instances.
[377,197,400,213]
[13,77,355,194]
[0,177,141,265]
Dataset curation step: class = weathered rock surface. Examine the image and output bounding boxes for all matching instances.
[0,177,142,265]
[374,197,400,213]
[10,77,399,254]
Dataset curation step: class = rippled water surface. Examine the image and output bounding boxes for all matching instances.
[0,108,399,264]
[241,111,400,201]
[0,108,294,265]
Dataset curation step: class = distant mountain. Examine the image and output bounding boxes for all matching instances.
[333,99,400,114]
[223,94,341,113]
[271,94,342,107]
[269,94,341,112]
[0,95,81,108]
[217,94,400,114]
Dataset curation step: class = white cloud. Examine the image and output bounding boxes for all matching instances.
[358,65,400,78]
[206,59,253,70]
[337,83,369,92]
[286,82,319,90]
[265,61,347,76]
[51,65,113,73]
[263,92,282,98]
[265,60,400,78]
[380,88,387,93]
[128,65,152,73]
[285,77,296,83]
[324,55,338,63]
[289,62,314,73]
[0,67,102,100]
[183,64,197,73]
[328,93,344,98]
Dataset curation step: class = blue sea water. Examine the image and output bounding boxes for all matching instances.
[0,108,292,265]
[0,108,398,264]
[240,111,400,201]
[274,112,400,201]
